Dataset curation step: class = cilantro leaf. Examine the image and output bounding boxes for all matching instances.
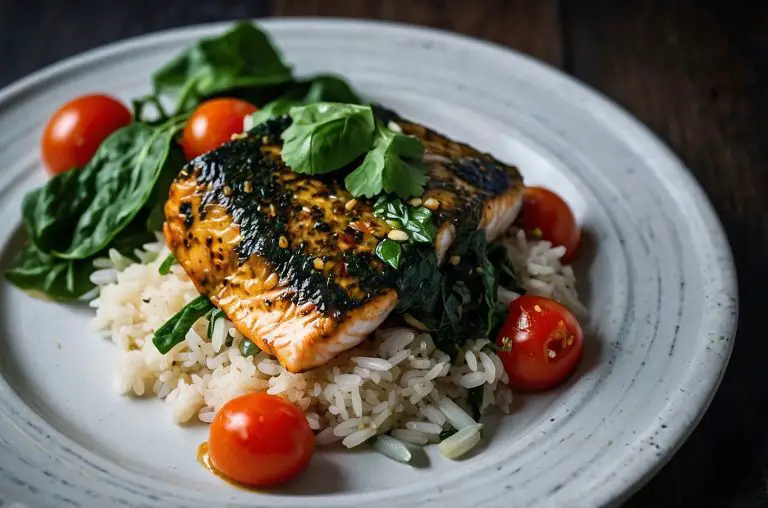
[281,102,375,174]
[345,122,427,199]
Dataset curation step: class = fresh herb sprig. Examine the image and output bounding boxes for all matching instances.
[276,103,427,200]
[371,196,437,269]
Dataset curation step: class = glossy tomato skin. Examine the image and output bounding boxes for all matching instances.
[180,98,258,159]
[520,187,581,263]
[496,294,584,391]
[208,392,314,488]
[41,94,132,175]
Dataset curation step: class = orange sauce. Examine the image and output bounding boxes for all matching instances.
[197,441,258,491]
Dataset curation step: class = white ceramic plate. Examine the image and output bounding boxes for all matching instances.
[0,19,737,508]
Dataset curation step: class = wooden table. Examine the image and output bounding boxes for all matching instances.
[1,1,765,505]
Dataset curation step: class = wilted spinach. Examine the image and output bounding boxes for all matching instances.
[153,296,214,354]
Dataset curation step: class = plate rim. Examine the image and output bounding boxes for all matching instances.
[0,17,738,507]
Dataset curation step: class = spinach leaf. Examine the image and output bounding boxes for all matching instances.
[151,22,293,115]
[345,121,427,199]
[302,74,362,104]
[248,97,299,128]
[23,121,182,260]
[206,307,225,338]
[5,218,154,302]
[467,386,483,421]
[394,231,520,353]
[4,243,96,302]
[373,197,436,243]
[158,253,177,275]
[153,296,214,354]
[375,239,402,269]
[239,338,261,357]
[281,103,375,174]
[247,74,363,128]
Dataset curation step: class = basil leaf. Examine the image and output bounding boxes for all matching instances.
[152,22,293,115]
[345,122,427,199]
[153,296,214,354]
[206,307,225,339]
[239,338,261,357]
[281,103,375,175]
[375,239,402,269]
[4,243,95,302]
[158,253,177,275]
[23,121,181,260]
[373,197,436,244]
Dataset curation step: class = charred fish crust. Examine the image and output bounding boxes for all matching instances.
[450,157,519,194]
[172,117,396,315]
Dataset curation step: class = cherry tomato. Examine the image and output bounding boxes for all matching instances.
[496,294,584,391]
[41,94,132,175]
[180,98,258,159]
[519,187,581,263]
[208,392,314,487]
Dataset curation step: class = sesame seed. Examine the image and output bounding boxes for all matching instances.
[534,304,542,312]
[449,255,461,265]
[313,258,325,270]
[223,185,233,197]
[408,197,422,207]
[243,181,253,193]
[230,132,247,141]
[261,136,270,144]
[278,236,288,248]
[423,197,440,210]
[344,199,358,211]
[387,229,409,242]
[548,349,557,359]
[264,272,279,290]
[387,120,402,133]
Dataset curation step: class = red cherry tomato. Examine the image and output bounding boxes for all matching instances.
[41,94,132,175]
[180,98,258,159]
[520,187,581,263]
[208,392,314,487]
[496,294,584,391]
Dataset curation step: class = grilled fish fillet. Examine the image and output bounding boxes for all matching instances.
[164,113,523,372]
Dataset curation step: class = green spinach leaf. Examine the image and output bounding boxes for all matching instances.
[22,121,182,260]
[281,103,375,174]
[374,239,402,269]
[345,121,427,199]
[158,253,177,275]
[153,296,214,354]
[302,74,362,104]
[4,243,96,302]
[373,197,436,243]
[247,74,363,128]
[5,218,154,302]
[206,307,225,338]
[151,22,293,115]
[239,338,261,357]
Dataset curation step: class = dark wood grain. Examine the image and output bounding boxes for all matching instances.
[0,1,764,506]
[561,1,768,505]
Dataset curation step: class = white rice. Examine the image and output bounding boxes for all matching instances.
[90,227,584,450]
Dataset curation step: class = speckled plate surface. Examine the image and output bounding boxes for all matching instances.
[0,19,737,508]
